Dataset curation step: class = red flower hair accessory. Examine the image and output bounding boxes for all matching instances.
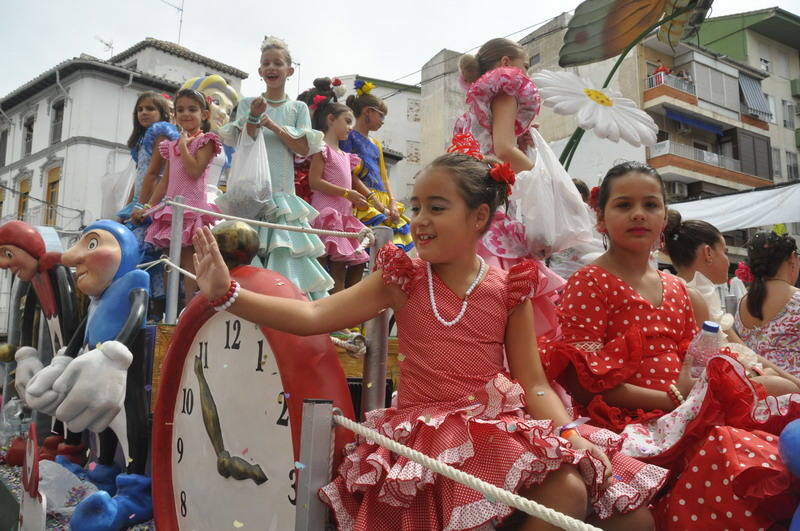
[489,162,516,196]
[332,78,343,87]
[309,94,327,111]
[735,262,753,283]
[588,186,600,210]
[160,93,173,101]
[447,133,483,160]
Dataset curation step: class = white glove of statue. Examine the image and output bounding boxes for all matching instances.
[53,341,132,433]
[25,350,72,415]
[14,346,43,402]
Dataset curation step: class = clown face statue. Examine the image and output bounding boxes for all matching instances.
[181,74,239,133]
[0,221,46,282]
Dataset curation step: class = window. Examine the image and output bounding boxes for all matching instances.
[772,148,782,180]
[23,116,34,156]
[50,100,64,144]
[760,58,770,72]
[17,178,30,220]
[406,98,420,123]
[783,100,795,129]
[44,167,60,225]
[765,94,777,124]
[0,129,7,167]
[530,53,541,66]
[788,151,799,181]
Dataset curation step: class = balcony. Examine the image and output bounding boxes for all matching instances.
[644,74,698,106]
[647,140,772,189]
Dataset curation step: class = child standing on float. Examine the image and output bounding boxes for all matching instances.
[306,96,370,293]
[193,151,663,530]
[144,89,222,298]
[454,37,565,338]
[220,37,333,300]
[340,83,414,251]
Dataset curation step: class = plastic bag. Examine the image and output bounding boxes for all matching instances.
[100,161,136,219]
[511,128,593,258]
[216,130,273,219]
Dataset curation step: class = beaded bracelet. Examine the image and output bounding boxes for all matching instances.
[209,280,238,307]
[667,383,685,406]
[247,113,261,125]
[213,280,241,312]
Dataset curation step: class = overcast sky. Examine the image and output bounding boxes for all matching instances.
[2,0,794,100]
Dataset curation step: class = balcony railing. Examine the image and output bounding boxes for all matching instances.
[649,140,742,173]
[645,73,696,96]
[740,104,772,123]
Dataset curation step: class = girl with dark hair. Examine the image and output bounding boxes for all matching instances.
[542,161,800,529]
[306,93,370,293]
[143,88,222,298]
[192,150,663,530]
[735,231,800,377]
[341,81,414,251]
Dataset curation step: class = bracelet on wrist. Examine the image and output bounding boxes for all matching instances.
[667,383,685,406]
[209,280,239,308]
[342,189,350,199]
[556,417,590,436]
[560,428,580,440]
[247,113,261,125]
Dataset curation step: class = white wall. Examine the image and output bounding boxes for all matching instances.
[121,48,244,94]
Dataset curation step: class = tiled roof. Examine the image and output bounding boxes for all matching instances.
[1,58,177,112]
[110,38,248,79]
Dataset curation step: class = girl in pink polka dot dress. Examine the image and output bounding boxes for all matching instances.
[193,152,666,530]
[541,162,800,530]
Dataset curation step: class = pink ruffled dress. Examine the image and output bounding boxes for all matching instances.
[454,67,564,338]
[319,244,668,531]
[309,145,369,265]
[145,133,222,248]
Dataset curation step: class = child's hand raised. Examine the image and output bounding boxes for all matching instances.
[192,227,232,301]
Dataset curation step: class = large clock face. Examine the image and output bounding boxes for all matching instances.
[169,311,295,530]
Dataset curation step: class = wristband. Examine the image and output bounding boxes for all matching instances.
[342,189,350,199]
[557,417,590,435]
[560,429,580,440]
[247,113,261,125]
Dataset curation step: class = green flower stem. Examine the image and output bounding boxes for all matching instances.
[558,4,695,170]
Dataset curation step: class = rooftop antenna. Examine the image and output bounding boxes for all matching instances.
[95,36,114,57]
[159,0,185,44]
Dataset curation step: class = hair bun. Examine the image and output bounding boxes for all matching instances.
[664,209,682,238]
[313,77,332,92]
[459,54,481,85]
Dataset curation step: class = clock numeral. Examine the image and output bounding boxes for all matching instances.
[180,490,187,517]
[276,392,289,427]
[197,341,209,369]
[225,319,242,350]
[255,339,265,372]
[288,469,298,505]
[180,388,194,415]
[176,437,184,463]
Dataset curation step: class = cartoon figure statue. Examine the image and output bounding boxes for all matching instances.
[23,220,153,528]
[180,74,240,191]
[0,221,82,465]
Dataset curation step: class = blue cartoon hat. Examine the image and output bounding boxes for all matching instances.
[83,220,142,281]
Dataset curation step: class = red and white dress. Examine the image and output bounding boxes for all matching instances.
[541,265,800,529]
[453,66,565,339]
[319,246,667,530]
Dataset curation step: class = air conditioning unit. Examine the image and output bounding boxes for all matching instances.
[665,181,689,198]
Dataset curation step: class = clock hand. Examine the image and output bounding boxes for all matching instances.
[216,450,268,485]
[193,356,225,456]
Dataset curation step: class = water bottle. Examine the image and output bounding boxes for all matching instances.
[687,321,721,378]
[0,397,23,445]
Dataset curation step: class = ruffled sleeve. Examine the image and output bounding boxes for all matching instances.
[505,260,540,310]
[374,243,422,294]
[466,67,541,138]
[189,132,222,157]
[284,101,324,156]
[143,121,179,156]
[540,267,645,392]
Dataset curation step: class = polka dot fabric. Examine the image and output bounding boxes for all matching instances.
[543,265,800,528]
[542,265,697,431]
[319,246,667,530]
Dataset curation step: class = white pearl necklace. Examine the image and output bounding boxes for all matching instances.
[427,257,486,327]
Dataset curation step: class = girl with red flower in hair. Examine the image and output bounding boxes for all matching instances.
[193,145,665,530]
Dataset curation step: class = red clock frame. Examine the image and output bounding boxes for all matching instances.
[152,265,356,529]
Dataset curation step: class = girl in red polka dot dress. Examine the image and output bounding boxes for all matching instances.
[193,152,667,530]
[541,161,800,530]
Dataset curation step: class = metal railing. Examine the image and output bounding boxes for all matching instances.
[649,140,742,173]
[645,73,696,95]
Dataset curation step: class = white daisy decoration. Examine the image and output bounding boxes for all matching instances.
[532,70,658,147]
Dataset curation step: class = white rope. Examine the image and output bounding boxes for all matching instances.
[330,333,366,357]
[162,200,376,248]
[332,414,601,531]
[138,257,197,281]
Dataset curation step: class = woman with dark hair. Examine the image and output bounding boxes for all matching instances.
[735,231,800,377]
